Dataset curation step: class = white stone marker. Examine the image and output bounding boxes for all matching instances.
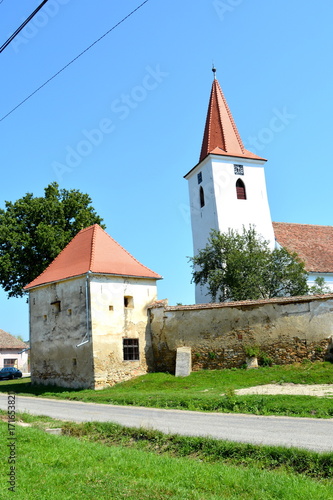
[175,347,192,377]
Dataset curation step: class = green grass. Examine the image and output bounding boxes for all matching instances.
[1,362,333,418]
[1,421,333,499]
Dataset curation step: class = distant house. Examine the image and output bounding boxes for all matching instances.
[24,224,162,389]
[0,329,29,372]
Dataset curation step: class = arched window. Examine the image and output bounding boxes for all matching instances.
[236,179,246,200]
[199,186,205,208]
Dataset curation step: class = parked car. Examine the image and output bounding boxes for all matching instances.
[0,367,22,380]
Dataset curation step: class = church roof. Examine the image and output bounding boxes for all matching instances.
[273,222,333,273]
[25,224,162,289]
[0,329,27,349]
[199,78,266,163]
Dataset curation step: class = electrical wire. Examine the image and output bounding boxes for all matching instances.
[0,0,49,54]
[0,1,149,122]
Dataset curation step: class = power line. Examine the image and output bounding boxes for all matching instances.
[0,0,49,54]
[0,1,149,122]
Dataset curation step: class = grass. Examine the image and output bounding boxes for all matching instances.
[1,419,333,499]
[1,362,333,418]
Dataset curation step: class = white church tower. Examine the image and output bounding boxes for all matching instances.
[184,70,275,303]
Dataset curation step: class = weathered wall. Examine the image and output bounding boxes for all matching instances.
[148,295,333,373]
[90,276,157,388]
[29,274,158,389]
[29,276,95,389]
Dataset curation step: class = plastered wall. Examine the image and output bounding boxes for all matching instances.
[29,274,157,389]
[29,276,94,389]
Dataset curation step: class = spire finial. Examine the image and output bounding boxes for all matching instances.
[212,64,216,79]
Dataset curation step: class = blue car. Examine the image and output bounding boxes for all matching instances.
[0,367,22,380]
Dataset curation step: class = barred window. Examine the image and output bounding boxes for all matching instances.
[123,339,139,361]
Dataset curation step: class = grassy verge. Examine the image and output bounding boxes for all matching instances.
[1,362,333,418]
[0,418,332,499]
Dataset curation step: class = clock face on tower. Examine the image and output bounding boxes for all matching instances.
[234,164,244,175]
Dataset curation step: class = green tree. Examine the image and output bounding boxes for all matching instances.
[190,227,309,302]
[308,276,331,295]
[0,182,105,297]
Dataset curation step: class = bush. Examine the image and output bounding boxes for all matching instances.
[244,345,261,358]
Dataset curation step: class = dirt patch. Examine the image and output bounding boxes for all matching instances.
[235,384,333,397]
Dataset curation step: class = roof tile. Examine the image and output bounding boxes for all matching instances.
[199,79,266,162]
[0,329,27,349]
[273,222,333,273]
[25,224,162,289]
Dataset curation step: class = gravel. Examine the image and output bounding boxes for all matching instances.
[235,384,333,397]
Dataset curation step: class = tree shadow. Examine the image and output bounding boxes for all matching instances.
[0,378,85,396]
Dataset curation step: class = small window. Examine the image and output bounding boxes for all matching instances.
[4,359,17,368]
[67,309,72,316]
[43,314,47,321]
[109,305,114,311]
[236,179,246,200]
[51,301,61,313]
[72,358,77,367]
[123,339,139,361]
[197,172,202,184]
[124,296,134,308]
[199,186,205,208]
[234,164,244,175]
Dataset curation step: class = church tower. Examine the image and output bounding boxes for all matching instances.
[184,71,275,303]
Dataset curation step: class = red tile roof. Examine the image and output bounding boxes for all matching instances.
[273,222,333,273]
[25,224,162,289]
[199,79,266,162]
[0,329,27,349]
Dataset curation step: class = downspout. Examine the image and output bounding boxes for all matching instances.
[76,271,92,347]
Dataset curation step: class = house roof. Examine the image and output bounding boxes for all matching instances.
[199,78,266,163]
[273,222,333,273]
[0,329,27,349]
[24,224,162,290]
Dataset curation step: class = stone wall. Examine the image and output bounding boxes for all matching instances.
[148,295,333,373]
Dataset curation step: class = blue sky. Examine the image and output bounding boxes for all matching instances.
[1,0,333,339]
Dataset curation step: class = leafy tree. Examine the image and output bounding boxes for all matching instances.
[308,276,331,295]
[190,227,309,302]
[0,182,105,297]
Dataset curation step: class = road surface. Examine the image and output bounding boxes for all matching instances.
[0,394,332,453]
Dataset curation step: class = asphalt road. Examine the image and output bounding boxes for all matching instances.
[1,394,332,453]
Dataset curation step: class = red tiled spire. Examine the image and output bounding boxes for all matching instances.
[24,224,161,289]
[199,78,266,162]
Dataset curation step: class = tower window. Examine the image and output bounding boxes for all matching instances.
[236,179,246,200]
[123,338,139,361]
[199,186,205,208]
[197,172,202,184]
